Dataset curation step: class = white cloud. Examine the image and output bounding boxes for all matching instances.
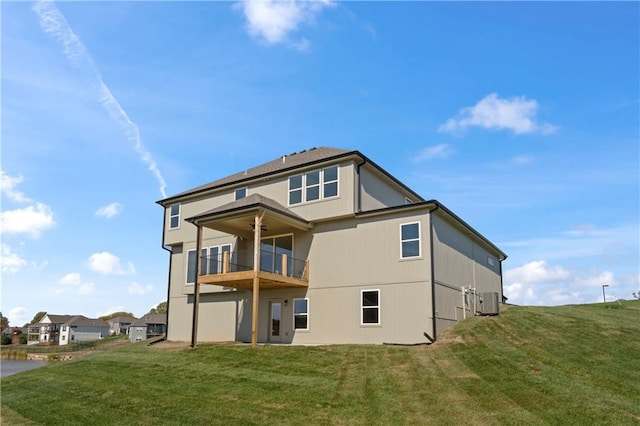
[88,252,126,275]
[32,1,167,198]
[57,272,95,295]
[504,260,622,306]
[504,260,570,285]
[415,144,454,161]
[0,171,31,203]
[512,155,534,165]
[1,243,27,273]
[0,203,55,238]
[59,272,81,286]
[128,281,153,295]
[95,202,123,218]
[8,307,29,327]
[438,93,557,135]
[237,0,333,49]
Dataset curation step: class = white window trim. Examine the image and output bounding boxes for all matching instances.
[169,203,181,229]
[293,297,309,331]
[234,187,248,201]
[204,244,232,275]
[400,221,422,259]
[288,165,340,206]
[361,289,381,326]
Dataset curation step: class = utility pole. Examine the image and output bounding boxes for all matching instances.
[602,284,609,304]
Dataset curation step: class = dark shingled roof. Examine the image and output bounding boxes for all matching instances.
[132,313,167,327]
[159,147,355,204]
[186,193,308,224]
[64,316,109,328]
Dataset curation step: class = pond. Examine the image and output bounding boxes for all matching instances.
[1,360,50,378]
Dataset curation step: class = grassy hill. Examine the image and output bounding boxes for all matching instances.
[2,301,639,425]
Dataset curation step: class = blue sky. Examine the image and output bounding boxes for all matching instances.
[2,1,638,327]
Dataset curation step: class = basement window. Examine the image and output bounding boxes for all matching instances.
[293,298,309,330]
[361,290,380,325]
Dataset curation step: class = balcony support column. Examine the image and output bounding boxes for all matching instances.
[190,224,203,348]
[251,212,264,348]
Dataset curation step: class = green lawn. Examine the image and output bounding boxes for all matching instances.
[2,301,639,425]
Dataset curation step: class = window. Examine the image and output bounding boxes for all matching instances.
[260,235,293,276]
[293,298,309,330]
[186,250,197,284]
[404,197,413,205]
[169,204,180,229]
[289,166,339,205]
[187,245,232,283]
[487,256,495,267]
[305,170,320,202]
[235,187,247,200]
[289,175,303,205]
[61,335,66,341]
[323,166,338,197]
[361,290,380,325]
[400,222,421,258]
[62,326,67,331]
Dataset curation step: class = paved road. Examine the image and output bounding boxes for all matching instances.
[1,360,49,378]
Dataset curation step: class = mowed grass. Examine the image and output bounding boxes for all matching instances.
[2,301,639,425]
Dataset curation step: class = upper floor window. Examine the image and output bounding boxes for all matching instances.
[289,165,339,205]
[169,204,180,229]
[404,197,413,205]
[235,187,247,200]
[400,222,421,258]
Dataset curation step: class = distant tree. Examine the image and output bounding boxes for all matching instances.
[633,291,640,300]
[0,312,9,331]
[99,312,137,321]
[0,333,11,345]
[147,301,167,315]
[25,311,47,326]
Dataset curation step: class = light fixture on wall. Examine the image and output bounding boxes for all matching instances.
[284,299,288,306]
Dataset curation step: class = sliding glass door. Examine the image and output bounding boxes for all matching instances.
[260,235,293,276]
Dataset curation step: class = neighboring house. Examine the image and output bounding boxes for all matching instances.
[27,314,75,345]
[157,147,507,347]
[129,314,167,342]
[58,316,110,345]
[27,313,109,345]
[108,316,136,336]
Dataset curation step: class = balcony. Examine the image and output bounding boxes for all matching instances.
[198,249,309,290]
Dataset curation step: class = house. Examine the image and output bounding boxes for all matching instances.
[27,314,109,345]
[58,316,110,345]
[129,314,167,342]
[107,316,136,336]
[157,147,507,347]
[27,314,75,345]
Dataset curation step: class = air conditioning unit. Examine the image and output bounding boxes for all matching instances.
[478,292,500,316]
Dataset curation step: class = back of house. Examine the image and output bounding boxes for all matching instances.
[157,148,506,346]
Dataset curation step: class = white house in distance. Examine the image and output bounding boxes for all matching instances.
[157,147,507,347]
[27,314,109,345]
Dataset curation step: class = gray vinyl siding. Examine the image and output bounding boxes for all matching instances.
[163,162,355,246]
[431,211,503,335]
[359,166,415,211]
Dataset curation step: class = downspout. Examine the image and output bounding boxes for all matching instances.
[190,224,203,348]
[160,206,171,341]
[428,204,439,342]
[355,157,367,213]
